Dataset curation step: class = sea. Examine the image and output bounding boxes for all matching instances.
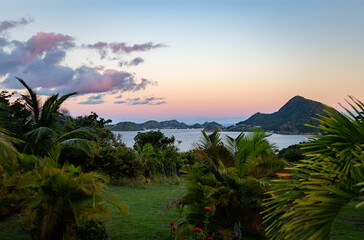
[113,129,311,152]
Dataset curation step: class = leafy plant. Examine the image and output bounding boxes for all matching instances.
[264,96,364,240]
[167,129,287,240]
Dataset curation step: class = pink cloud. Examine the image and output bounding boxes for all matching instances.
[83,42,108,58]
[26,32,75,58]
[83,41,167,58]
[0,17,33,32]
[0,17,159,97]
[110,42,166,54]
[71,67,156,94]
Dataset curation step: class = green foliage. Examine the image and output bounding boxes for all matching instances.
[93,145,137,180]
[17,77,77,130]
[0,90,32,137]
[93,142,184,183]
[134,130,175,149]
[278,143,310,162]
[264,96,364,240]
[172,129,287,239]
[0,142,127,240]
[73,219,108,240]
[67,112,118,146]
[107,121,143,131]
[0,79,127,239]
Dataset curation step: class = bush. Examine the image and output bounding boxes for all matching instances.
[73,219,108,240]
[133,130,175,149]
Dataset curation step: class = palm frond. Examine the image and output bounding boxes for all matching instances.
[60,138,96,157]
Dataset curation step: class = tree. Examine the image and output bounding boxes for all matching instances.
[264,96,364,240]
[0,90,32,138]
[133,130,175,149]
[17,77,76,129]
[15,78,98,160]
[169,129,287,239]
[19,164,127,240]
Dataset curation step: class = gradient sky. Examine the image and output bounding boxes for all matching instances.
[1,0,363,124]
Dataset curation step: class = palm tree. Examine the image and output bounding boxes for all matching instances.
[264,96,364,240]
[16,78,98,159]
[18,164,127,240]
[16,77,76,129]
[172,129,287,239]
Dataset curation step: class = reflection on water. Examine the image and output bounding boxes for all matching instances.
[113,129,311,152]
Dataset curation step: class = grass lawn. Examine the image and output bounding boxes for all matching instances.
[105,184,185,240]
[332,201,364,240]
[1,184,364,239]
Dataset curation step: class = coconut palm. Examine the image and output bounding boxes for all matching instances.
[23,126,99,159]
[15,78,99,159]
[16,77,76,129]
[264,96,364,240]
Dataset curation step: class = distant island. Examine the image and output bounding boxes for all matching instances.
[107,96,326,134]
[106,120,225,132]
[226,96,326,134]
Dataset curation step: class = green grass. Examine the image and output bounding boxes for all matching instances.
[1,184,364,239]
[105,184,185,240]
[332,201,364,240]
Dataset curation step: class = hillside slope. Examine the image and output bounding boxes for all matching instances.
[228,96,326,134]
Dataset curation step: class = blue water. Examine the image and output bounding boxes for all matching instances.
[113,129,311,152]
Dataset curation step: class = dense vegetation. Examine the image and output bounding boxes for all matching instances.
[1,78,363,239]
[162,129,287,239]
[0,79,128,240]
[264,96,364,239]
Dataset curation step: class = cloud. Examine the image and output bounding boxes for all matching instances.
[78,94,105,104]
[0,17,161,98]
[0,17,33,33]
[26,32,75,59]
[114,96,166,105]
[118,57,144,67]
[68,68,157,94]
[78,99,104,105]
[110,42,166,54]
[127,57,144,66]
[83,42,108,58]
[83,41,166,59]
[88,94,104,100]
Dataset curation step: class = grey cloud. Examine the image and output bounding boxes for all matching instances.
[0,17,33,33]
[114,96,166,105]
[127,57,144,66]
[88,94,104,100]
[83,41,167,59]
[78,99,104,105]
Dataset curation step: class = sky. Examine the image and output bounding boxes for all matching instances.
[0,0,363,125]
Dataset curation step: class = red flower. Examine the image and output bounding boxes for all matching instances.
[208,237,213,240]
[172,226,177,231]
[204,206,211,211]
[193,227,203,232]
[169,221,175,225]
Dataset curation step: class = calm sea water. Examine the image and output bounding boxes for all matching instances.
[113,129,311,152]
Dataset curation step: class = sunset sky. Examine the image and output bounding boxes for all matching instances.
[1,0,363,125]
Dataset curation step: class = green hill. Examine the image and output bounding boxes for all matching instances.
[107,121,143,131]
[227,96,326,134]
